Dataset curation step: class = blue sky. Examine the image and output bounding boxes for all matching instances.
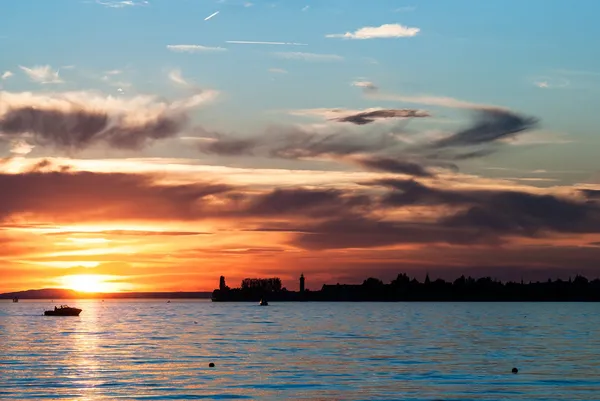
[2,0,600,291]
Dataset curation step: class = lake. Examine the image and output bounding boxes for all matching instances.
[1,300,599,400]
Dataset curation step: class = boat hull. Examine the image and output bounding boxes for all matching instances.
[44,309,82,316]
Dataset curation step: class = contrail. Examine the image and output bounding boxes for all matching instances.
[226,40,308,46]
[204,11,219,21]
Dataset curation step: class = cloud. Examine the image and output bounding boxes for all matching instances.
[9,140,34,155]
[532,77,570,89]
[204,11,219,21]
[268,68,288,74]
[1,71,13,80]
[166,45,227,53]
[168,69,189,86]
[0,169,233,222]
[332,109,430,125]
[0,89,218,150]
[302,5,309,11]
[95,0,148,8]
[288,180,600,250]
[198,106,538,172]
[352,81,378,92]
[430,109,538,149]
[19,65,63,84]
[273,52,343,62]
[227,40,308,46]
[196,124,406,160]
[326,23,420,39]
[354,157,434,177]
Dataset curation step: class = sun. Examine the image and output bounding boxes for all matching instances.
[61,274,119,293]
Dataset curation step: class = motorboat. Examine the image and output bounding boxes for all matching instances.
[12,297,18,303]
[44,305,82,316]
[259,299,268,306]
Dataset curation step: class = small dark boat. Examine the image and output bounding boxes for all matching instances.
[44,305,82,316]
[259,299,268,306]
[12,297,18,303]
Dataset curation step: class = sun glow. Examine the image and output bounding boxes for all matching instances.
[61,274,122,293]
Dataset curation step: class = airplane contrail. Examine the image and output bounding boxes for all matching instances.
[204,11,219,21]
[226,40,308,46]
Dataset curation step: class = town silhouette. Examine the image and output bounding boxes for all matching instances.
[212,273,600,302]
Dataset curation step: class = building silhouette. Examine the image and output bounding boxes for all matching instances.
[300,273,305,293]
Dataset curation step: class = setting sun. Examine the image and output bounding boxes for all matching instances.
[61,274,122,293]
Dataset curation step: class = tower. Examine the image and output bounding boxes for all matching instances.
[299,273,305,293]
[219,276,226,291]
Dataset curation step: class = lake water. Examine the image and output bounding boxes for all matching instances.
[1,301,600,400]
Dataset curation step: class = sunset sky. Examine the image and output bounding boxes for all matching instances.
[1,0,600,293]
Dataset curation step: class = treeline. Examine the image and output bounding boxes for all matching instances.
[213,273,600,302]
[318,274,600,301]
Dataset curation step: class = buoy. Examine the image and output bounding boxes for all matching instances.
[512,367,518,374]
[209,362,215,368]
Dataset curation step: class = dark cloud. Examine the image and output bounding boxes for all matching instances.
[197,108,540,175]
[332,109,430,125]
[0,169,232,222]
[442,191,600,235]
[431,109,538,149]
[235,188,372,219]
[289,217,491,250]
[198,125,401,160]
[354,156,434,177]
[1,167,599,252]
[286,180,600,250]
[0,91,213,150]
[581,189,600,200]
[377,179,600,234]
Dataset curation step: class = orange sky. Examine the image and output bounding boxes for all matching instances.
[1,156,599,294]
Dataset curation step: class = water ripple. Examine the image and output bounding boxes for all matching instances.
[2,301,600,400]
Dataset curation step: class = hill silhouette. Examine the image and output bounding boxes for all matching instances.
[0,288,212,299]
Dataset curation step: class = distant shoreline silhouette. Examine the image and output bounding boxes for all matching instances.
[212,273,600,302]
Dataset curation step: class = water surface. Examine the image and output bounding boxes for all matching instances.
[1,300,599,400]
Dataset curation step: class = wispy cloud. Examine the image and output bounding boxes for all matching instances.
[204,11,219,21]
[289,107,429,124]
[19,65,63,84]
[269,68,288,74]
[226,40,308,46]
[273,52,343,62]
[532,76,570,89]
[95,0,148,8]
[168,69,189,86]
[9,140,34,156]
[1,71,13,80]
[326,23,420,39]
[352,80,378,92]
[0,89,218,150]
[394,6,416,12]
[302,5,309,11]
[166,44,227,53]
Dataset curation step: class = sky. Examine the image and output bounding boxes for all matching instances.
[1,0,600,293]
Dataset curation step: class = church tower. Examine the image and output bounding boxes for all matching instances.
[300,273,305,293]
